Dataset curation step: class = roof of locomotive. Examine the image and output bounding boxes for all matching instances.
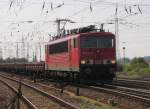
[46,31,115,45]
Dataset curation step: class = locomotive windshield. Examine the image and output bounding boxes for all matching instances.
[81,37,114,48]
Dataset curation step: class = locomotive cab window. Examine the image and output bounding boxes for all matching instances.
[49,41,68,54]
[98,38,113,48]
[81,37,114,48]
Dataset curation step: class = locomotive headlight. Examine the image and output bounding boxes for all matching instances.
[111,60,116,64]
[81,60,86,64]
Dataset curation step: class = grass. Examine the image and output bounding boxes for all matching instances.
[73,95,118,109]
[121,64,150,76]
[101,106,119,109]
[118,63,150,79]
[80,101,118,109]
[117,58,150,78]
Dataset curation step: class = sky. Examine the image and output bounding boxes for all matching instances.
[0,0,149,61]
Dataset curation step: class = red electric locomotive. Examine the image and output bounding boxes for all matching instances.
[45,25,116,82]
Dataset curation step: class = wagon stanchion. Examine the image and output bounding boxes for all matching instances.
[71,72,75,83]
[76,87,80,96]
[76,73,80,96]
[43,71,47,81]
[30,72,33,80]
[55,72,59,86]
[17,79,22,109]
[60,72,65,94]
[60,86,64,93]
[60,82,64,93]
[33,72,36,83]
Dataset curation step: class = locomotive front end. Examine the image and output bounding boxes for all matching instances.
[79,32,116,82]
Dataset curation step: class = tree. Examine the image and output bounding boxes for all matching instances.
[130,57,149,68]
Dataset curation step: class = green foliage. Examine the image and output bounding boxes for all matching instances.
[100,106,118,109]
[130,57,148,68]
[77,96,118,109]
[122,57,150,76]
[79,98,98,109]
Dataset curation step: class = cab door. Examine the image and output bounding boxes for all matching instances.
[71,38,79,71]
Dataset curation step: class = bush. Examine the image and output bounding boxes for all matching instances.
[122,57,150,76]
[140,67,150,74]
[130,57,149,68]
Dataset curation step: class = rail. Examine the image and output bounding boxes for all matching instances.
[88,85,150,104]
[0,79,37,109]
[0,74,79,109]
[113,79,150,89]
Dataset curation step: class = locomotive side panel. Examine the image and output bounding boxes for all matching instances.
[45,35,80,72]
[46,39,73,71]
[47,53,71,71]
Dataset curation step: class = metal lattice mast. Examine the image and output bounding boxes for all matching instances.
[0,42,2,59]
[21,34,25,59]
[115,3,120,62]
[55,18,75,36]
[26,42,29,62]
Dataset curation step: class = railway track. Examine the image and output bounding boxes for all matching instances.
[1,72,150,109]
[0,74,79,109]
[105,84,150,99]
[85,85,150,109]
[36,78,150,108]
[75,83,150,104]
[0,72,118,109]
[113,79,150,89]
[0,79,37,109]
